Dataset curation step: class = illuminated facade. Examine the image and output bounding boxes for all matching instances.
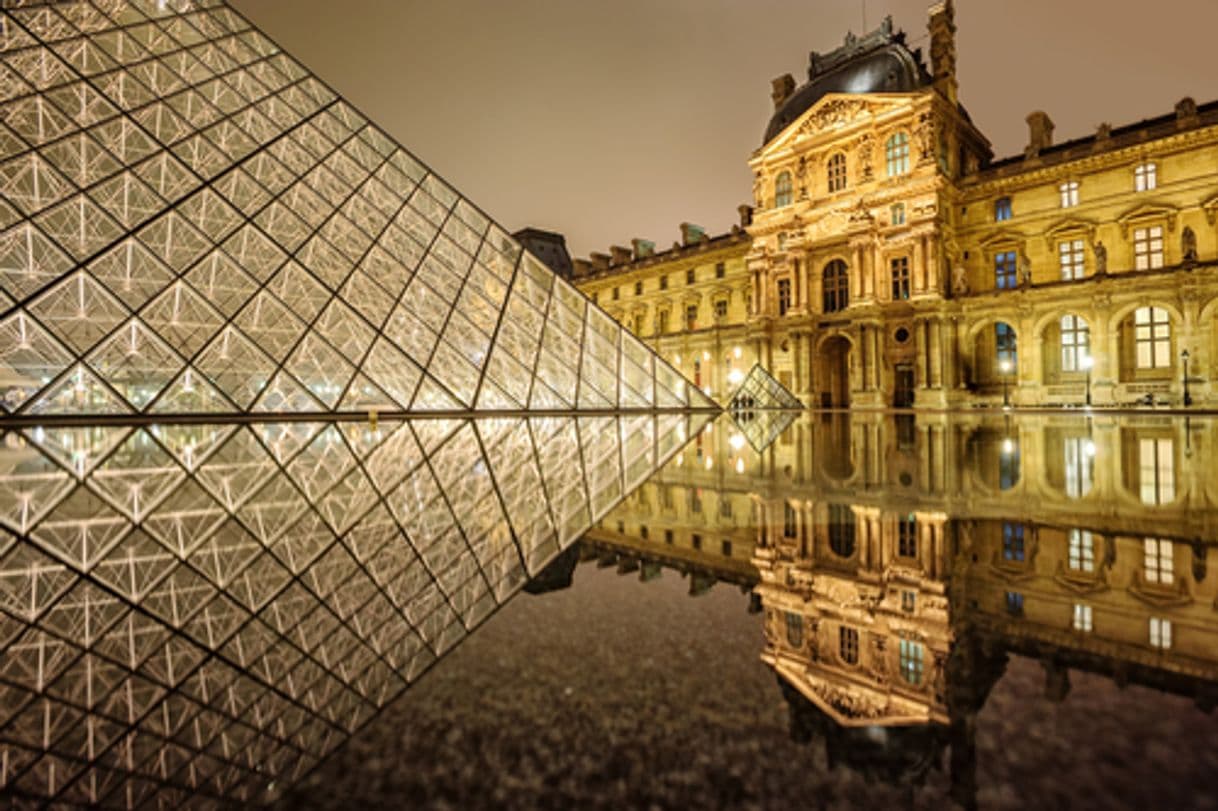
[575,1,1218,409]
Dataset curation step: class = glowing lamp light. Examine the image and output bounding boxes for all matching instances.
[735,458,745,474]
[1084,440,1096,457]
[675,453,684,467]
[727,369,744,385]
[673,354,681,365]
[705,456,713,470]
[702,351,711,362]
[999,359,1012,374]
[1080,355,1094,371]
[1001,438,1015,455]
[729,433,746,451]
[733,346,742,359]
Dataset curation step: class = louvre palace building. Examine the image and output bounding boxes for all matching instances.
[573,1,1218,410]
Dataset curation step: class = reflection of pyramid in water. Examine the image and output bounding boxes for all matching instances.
[0,1,714,418]
[0,411,711,806]
[727,364,801,451]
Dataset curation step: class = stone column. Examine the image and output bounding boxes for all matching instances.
[930,318,944,388]
[871,323,883,390]
[915,318,929,388]
[913,236,926,294]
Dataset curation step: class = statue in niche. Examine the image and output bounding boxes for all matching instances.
[1092,240,1107,275]
[752,173,764,209]
[1182,226,1198,266]
[795,156,808,199]
[1019,256,1033,288]
[856,132,875,181]
[951,265,969,296]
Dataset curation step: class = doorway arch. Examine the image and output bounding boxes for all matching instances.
[817,335,852,408]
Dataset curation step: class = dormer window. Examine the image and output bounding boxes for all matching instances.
[827,153,847,192]
[774,170,793,207]
[1135,162,1157,192]
[885,132,910,176]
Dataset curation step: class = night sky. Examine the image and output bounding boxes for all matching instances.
[231,0,1218,260]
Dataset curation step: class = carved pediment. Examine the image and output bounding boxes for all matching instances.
[760,93,918,156]
[978,227,1028,252]
[1116,202,1179,237]
[1044,216,1099,247]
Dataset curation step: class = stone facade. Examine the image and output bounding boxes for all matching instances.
[572,1,1218,409]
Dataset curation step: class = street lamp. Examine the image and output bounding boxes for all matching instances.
[1080,353,1093,407]
[999,358,1013,408]
[1182,349,1192,407]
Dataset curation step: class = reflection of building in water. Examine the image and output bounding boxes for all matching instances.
[571,2,1218,409]
[747,413,1218,802]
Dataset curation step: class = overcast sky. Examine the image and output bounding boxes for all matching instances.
[231,0,1218,260]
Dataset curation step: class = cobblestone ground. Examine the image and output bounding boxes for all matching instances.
[272,564,1218,811]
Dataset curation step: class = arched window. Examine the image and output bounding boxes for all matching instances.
[1134,306,1171,368]
[774,171,793,208]
[1060,315,1090,371]
[822,259,849,313]
[996,322,1017,369]
[839,626,859,665]
[885,132,910,176]
[827,153,847,192]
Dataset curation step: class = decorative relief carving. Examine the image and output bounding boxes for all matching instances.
[856,132,875,181]
[915,110,937,164]
[799,98,870,135]
[807,680,886,719]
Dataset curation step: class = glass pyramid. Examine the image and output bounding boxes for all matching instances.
[0,0,715,419]
[727,364,801,451]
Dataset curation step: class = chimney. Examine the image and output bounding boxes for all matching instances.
[610,245,632,266]
[589,252,610,272]
[572,258,593,278]
[680,222,706,246]
[1176,97,1199,128]
[927,0,957,104]
[771,74,796,110]
[737,204,754,228]
[631,238,655,260]
[1025,111,1054,158]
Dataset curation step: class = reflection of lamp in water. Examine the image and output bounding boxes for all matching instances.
[1083,439,1096,457]
[729,433,745,451]
[1001,437,1015,456]
[727,368,744,386]
[735,457,745,474]
[999,358,1013,408]
[1080,353,1093,407]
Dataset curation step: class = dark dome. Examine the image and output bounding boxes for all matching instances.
[763,23,930,145]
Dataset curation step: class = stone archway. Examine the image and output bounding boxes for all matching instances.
[817,335,851,408]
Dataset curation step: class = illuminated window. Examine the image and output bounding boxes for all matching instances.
[783,502,797,538]
[885,132,910,176]
[786,612,804,647]
[839,626,860,664]
[1135,162,1157,192]
[1005,591,1024,615]
[1134,306,1171,368]
[828,504,856,557]
[898,514,917,557]
[1139,439,1175,505]
[685,304,697,331]
[1149,617,1172,649]
[995,250,1017,289]
[1060,315,1090,372]
[1073,604,1093,632]
[890,256,911,300]
[899,639,924,685]
[776,278,792,315]
[822,259,849,313]
[1059,181,1079,208]
[1133,225,1164,270]
[994,196,1012,221]
[827,153,847,192]
[1059,238,1085,280]
[1144,538,1174,584]
[891,202,905,226]
[1068,529,1095,572]
[1063,437,1094,498]
[995,322,1017,369]
[714,299,727,319]
[775,171,793,208]
[901,591,916,613]
[1002,522,1025,561]
[999,440,1020,490]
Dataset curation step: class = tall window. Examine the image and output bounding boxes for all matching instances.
[999,440,1020,490]
[827,153,847,192]
[715,261,725,279]
[783,501,797,538]
[1060,181,1079,208]
[828,504,856,557]
[891,256,911,300]
[839,626,859,665]
[1134,306,1171,369]
[634,280,643,295]
[885,132,910,176]
[776,278,792,315]
[1139,439,1175,505]
[994,196,1013,221]
[995,323,1017,369]
[1068,529,1095,572]
[1073,604,1094,632]
[1133,225,1164,270]
[786,612,804,647]
[1063,437,1094,498]
[995,250,1017,289]
[660,274,668,290]
[1135,162,1157,192]
[713,299,727,319]
[686,268,696,284]
[1144,538,1174,584]
[1005,591,1024,615]
[897,514,917,557]
[633,315,644,335]
[822,259,849,313]
[890,202,905,226]
[612,287,620,300]
[1149,617,1172,649]
[1003,522,1025,562]
[657,310,669,334]
[685,304,698,331]
[775,171,793,208]
[899,639,924,685]
[1058,238,1085,280]
[1060,315,1090,371]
